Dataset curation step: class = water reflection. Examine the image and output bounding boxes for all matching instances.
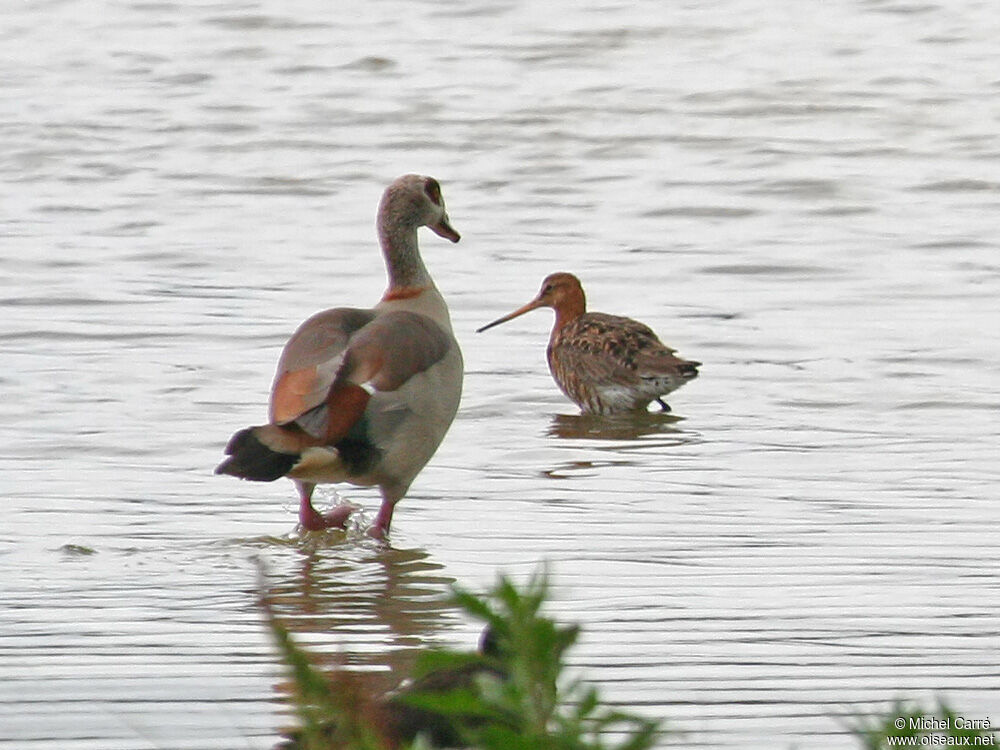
[5,0,1000,745]
[540,411,702,483]
[547,410,695,442]
[260,538,460,728]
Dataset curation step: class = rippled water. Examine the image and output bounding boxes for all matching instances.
[3,0,999,748]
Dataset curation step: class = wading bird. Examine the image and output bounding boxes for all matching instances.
[478,272,699,415]
[216,175,463,539]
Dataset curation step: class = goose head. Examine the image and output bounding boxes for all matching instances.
[379,174,460,243]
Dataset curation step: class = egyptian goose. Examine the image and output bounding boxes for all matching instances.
[478,272,699,415]
[216,174,463,539]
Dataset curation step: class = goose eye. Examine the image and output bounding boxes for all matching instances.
[423,178,443,206]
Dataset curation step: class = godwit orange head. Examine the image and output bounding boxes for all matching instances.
[477,272,586,334]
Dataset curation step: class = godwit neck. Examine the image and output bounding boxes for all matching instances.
[376,174,460,298]
[550,277,587,333]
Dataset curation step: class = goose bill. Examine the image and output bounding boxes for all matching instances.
[429,216,461,243]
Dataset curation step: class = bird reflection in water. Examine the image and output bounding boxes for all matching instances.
[547,410,695,442]
[272,625,505,750]
[259,542,467,744]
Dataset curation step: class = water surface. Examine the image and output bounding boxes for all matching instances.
[2,0,999,748]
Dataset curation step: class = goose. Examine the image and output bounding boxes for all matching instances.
[216,174,463,539]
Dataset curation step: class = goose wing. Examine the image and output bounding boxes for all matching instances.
[271,308,453,443]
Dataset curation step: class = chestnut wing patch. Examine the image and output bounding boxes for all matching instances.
[272,309,453,443]
[269,307,376,425]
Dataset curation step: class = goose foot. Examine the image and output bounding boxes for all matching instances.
[366,524,389,542]
[299,503,355,532]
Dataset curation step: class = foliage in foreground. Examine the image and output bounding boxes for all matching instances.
[262,570,661,750]
[263,570,995,750]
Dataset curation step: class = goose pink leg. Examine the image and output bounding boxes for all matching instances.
[296,481,354,531]
[367,489,402,540]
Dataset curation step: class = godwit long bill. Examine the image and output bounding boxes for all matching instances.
[478,272,699,415]
[216,175,463,539]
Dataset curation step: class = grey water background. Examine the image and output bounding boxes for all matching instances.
[2,0,999,748]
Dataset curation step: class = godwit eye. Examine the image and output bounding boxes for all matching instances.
[423,178,443,205]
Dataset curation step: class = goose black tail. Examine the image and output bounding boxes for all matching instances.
[215,426,298,482]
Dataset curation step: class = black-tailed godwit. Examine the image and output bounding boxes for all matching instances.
[478,272,698,415]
